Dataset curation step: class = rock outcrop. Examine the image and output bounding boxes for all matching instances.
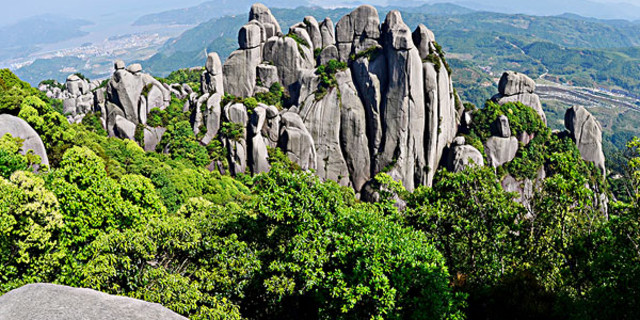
[199,5,458,192]
[0,283,187,320]
[105,61,171,138]
[0,114,49,167]
[201,53,224,95]
[492,71,546,124]
[565,105,606,176]
[446,137,484,173]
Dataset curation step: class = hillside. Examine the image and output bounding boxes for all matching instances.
[1,3,640,319]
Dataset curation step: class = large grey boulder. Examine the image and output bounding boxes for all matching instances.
[106,61,170,136]
[249,3,282,38]
[223,103,249,175]
[248,106,271,174]
[201,53,224,95]
[0,114,49,167]
[492,71,546,125]
[239,23,263,49]
[303,16,322,50]
[114,115,137,141]
[494,115,511,138]
[206,94,224,144]
[485,136,519,168]
[446,137,484,172]
[223,47,262,98]
[499,71,535,96]
[412,24,436,60]
[317,45,339,66]
[565,105,606,176]
[278,112,317,170]
[143,127,166,152]
[335,5,381,62]
[0,283,186,320]
[319,18,336,49]
[262,36,314,95]
[256,64,279,89]
[434,60,459,183]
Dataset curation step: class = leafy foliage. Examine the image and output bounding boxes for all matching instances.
[314,59,347,100]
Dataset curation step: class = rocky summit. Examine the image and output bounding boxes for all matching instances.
[37,3,606,198]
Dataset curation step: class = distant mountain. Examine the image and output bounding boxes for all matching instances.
[0,15,91,60]
[453,0,640,21]
[133,0,311,26]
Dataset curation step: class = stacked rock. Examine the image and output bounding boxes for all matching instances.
[212,4,461,192]
[492,71,546,124]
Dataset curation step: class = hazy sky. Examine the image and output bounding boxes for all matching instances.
[4,0,640,25]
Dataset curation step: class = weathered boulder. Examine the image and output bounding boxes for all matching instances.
[337,70,370,191]
[201,53,224,95]
[485,136,519,168]
[565,105,606,176]
[351,54,386,159]
[239,23,263,49]
[223,47,262,98]
[106,61,170,136]
[319,18,335,49]
[412,24,436,60]
[223,103,249,175]
[499,71,535,96]
[249,3,282,38]
[446,137,484,172]
[114,115,137,141]
[317,45,339,66]
[143,127,166,152]
[127,64,142,74]
[335,5,381,61]
[0,283,187,320]
[262,36,314,95]
[278,112,317,170]
[303,16,322,50]
[201,93,223,145]
[298,76,350,187]
[492,71,546,125]
[256,64,279,89]
[248,106,271,174]
[0,114,49,166]
[494,115,511,138]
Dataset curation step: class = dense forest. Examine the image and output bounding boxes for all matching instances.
[1,62,640,320]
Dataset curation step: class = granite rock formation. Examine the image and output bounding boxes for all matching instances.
[0,283,186,320]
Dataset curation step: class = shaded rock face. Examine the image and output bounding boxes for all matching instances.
[0,114,50,167]
[201,53,224,95]
[262,36,314,96]
[59,74,99,124]
[565,105,606,176]
[446,137,484,172]
[249,3,282,38]
[278,112,317,171]
[106,61,171,137]
[492,71,547,125]
[0,283,187,320]
[335,5,381,62]
[485,136,518,168]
